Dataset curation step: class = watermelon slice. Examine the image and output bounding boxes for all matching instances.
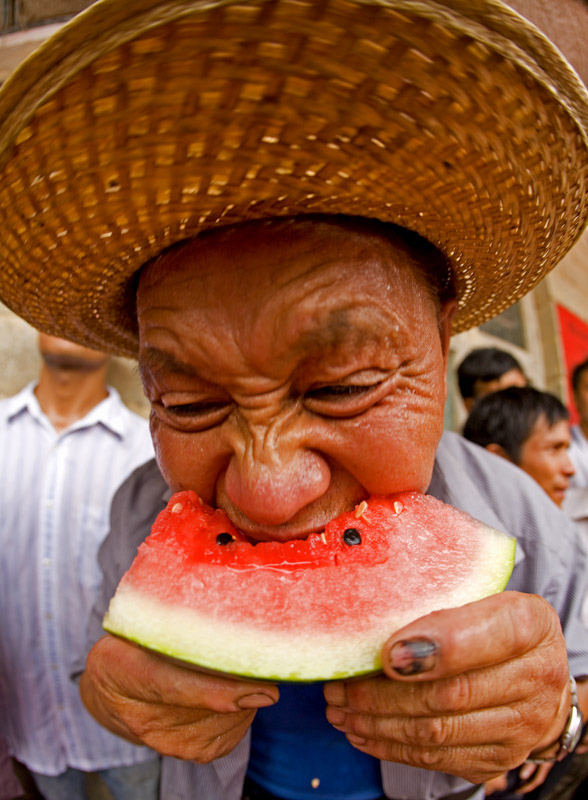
[103,491,515,681]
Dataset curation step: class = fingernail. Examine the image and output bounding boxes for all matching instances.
[388,638,439,675]
[326,707,346,726]
[346,733,367,746]
[323,682,347,707]
[236,693,277,710]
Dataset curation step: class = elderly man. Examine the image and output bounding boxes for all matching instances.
[1,2,588,800]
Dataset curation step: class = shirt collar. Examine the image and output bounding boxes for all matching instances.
[6,381,128,439]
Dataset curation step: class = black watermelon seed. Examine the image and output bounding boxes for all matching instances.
[343,528,362,546]
[216,532,234,545]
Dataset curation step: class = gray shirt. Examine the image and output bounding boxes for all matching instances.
[89,431,588,800]
[570,425,588,491]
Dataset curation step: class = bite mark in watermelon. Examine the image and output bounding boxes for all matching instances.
[103,491,515,681]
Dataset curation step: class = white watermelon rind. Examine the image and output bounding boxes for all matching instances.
[103,527,515,682]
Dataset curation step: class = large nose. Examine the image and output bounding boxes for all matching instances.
[222,424,331,526]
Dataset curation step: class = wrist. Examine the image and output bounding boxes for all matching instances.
[526,675,584,764]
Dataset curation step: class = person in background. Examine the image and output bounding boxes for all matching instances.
[457,347,528,413]
[462,387,575,508]
[0,333,159,800]
[569,358,588,489]
[463,386,587,800]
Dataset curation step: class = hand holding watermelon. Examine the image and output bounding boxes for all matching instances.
[81,491,572,780]
[82,590,571,781]
[81,633,279,764]
[324,591,571,784]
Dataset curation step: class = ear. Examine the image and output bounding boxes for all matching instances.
[485,443,514,463]
[439,300,458,401]
[439,300,457,363]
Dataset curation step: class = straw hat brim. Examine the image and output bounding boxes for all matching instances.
[0,0,587,357]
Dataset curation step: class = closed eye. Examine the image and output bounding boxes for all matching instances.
[166,401,228,416]
[153,399,232,431]
[306,383,376,399]
[303,377,390,418]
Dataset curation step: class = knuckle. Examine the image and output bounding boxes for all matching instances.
[194,738,228,764]
[401,715,453,747]
[509,593,562,650]
[125,713,159,746]
[426,674,472,714]
[418,716,452,747]
[410,744,446,770]
[344,714,368,736]
[544,653,569,690]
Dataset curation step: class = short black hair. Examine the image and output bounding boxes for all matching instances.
[571,357,588,393]
[463,386,569,464]
[457,347,524,401]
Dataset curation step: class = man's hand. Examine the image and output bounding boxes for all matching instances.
[324,592,571,784]
[80,634,279,762]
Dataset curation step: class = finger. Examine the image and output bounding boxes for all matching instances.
[135,701,257,762]
[380,592,565,681]
[336,736,521,784]
[90,634,279,712]
[516,762,553,794]
[484,774,509,794]
[325,698,529,748]
[325,658,552,718]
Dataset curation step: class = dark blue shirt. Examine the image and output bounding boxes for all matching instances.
[247,683,383,800]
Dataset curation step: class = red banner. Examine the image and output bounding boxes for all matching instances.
[556,305,588,425]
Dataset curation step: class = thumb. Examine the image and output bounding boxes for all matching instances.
[381,591,563,681]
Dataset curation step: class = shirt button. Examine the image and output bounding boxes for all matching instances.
[41,558,51,567]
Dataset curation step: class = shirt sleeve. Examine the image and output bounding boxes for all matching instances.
[431,431,588,678]
[72,458,169,678]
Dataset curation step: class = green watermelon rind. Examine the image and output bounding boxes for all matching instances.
[103,526,515,682]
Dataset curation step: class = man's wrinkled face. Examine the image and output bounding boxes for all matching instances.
[137,219,455,543]
[518,415,575,507]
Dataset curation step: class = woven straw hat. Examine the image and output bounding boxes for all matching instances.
[0,0,587,357]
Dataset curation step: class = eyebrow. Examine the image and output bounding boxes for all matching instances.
[292,306,396,359]
[138,346,199,381]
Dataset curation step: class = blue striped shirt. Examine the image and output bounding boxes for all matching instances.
[0,382,157,775]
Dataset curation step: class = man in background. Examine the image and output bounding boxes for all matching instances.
[464,385,586,799]
[462,386,574,508]
[457,347,528,413]
[0,333,159,800]
[570,357,588,489]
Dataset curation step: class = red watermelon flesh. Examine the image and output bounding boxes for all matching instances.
[103,491,515,681]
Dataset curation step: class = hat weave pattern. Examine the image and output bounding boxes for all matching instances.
[0,0,587,356]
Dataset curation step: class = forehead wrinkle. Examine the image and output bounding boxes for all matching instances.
[263,297,413,380]
[138,344,200,383]
[262,241,426,349]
